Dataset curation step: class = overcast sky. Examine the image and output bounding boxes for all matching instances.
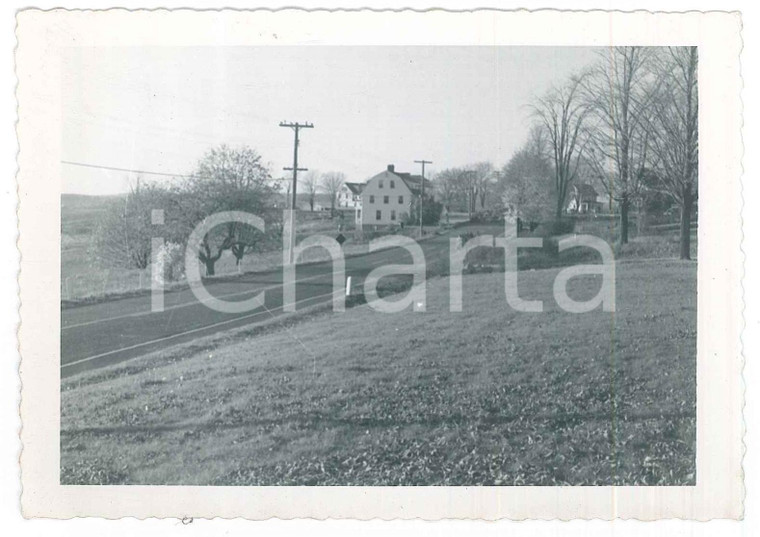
[61,46,599,195]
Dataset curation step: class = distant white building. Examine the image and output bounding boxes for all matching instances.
[359,164,432,228]
[337,182,364,209]
[566,183,603,214]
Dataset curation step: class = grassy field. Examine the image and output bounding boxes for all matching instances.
[61,259,696,486]
[61,194,143,299]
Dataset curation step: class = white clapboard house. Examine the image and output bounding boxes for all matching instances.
[358,164,432,229]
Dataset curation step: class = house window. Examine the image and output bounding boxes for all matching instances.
[357,209,361,219]
[383,195,389,204]
[398,195,404,204]
[369,195,375,203]
[390,180,395,188]
[376,210,382,221]
[391,210,396,221]
[379,180,384,188]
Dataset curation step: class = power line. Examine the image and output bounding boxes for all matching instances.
[63,160,313,192]
[61,160,195,179]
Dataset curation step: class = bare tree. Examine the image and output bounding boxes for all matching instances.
[301,170,321,212]
[470,161,495,211]
[457,168,478,220]
[321,171,345,218]
[533,73,591,220]
[443,163,493,219]
[647,47,698,260]
[498,135,554,223]
[433,168,463,212]
[583,47,656,245]
[526,123,550,161]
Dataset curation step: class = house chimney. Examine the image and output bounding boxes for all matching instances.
[387,164,395,172]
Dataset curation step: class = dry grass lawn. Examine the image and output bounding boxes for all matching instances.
[61,260,696,486]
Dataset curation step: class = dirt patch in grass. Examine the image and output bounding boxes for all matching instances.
[61,261,696,486]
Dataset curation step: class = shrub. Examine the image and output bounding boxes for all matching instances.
[531,218,576,237]
[517,237,601,271]
[470,209,505,224]
[407,195,443,226]
[463,246,505,273]
[152,242,185,284]
[458,231,476,246]
[613,235,691,259]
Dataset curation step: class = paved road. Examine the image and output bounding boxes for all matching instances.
[61,232,457,377]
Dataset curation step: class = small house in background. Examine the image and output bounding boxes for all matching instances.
[337,182,365,209]
[567,183,603,214]
[359,164,432,228]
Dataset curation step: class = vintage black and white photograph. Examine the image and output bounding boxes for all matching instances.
[16,8,743,520]
[58,44,698,486]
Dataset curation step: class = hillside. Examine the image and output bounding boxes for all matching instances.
[61,193,126,235]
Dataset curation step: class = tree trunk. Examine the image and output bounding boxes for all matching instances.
[232,243,245,267]
[619,195,630,246]
[679,187,694,260]
[555,194,564,221]
[204,258,216,276]
[637,201,648,236]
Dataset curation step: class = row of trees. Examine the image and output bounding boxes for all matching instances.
[501,46,698,259]
[434,162,497,217]
[301,170,346,215]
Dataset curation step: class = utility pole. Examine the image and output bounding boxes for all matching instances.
[414,159,432,237]
[280,121,314,264]
[460,169,475,221]
[280,121,314,209]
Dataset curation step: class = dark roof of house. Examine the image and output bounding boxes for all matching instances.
[391,172,434,195]
[344,182,365,195]
[572,183,599,199]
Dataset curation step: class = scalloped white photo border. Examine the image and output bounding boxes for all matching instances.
[16,8,744,520]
